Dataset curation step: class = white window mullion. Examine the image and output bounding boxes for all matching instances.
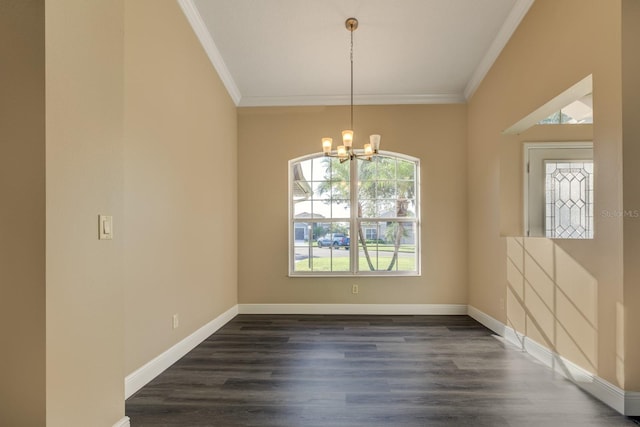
[350,158,358,274]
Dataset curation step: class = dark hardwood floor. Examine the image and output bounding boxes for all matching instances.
[126,315,639,426]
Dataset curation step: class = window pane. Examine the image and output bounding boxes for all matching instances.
[396,198,416,218]
[331,200,350,218]
[357,221,417,272]
[376,157,396,179]
[292,159,313,202]
[331,181,350,200]
[397,179,415,199]
[293,222,350,272]
[377,200,396,217]
[327,158,350,182]
[397,159,415,181]
[376,181,396,199]
[293,200,310,218]
[358,160,377,181]
[357,156,416,219]
[310,182,331,201]
[358,182,376,210]
[311,157,327,180]
[313,205,329,220]
[292,157,350,220]
[545,160,593,239]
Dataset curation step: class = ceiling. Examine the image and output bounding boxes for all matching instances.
[179,0,534,107]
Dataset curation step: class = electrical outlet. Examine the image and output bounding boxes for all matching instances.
[352,284,359,294]
[172,314,179,329]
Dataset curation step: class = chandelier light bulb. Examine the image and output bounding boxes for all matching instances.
[342,130,354,147]
[322,138,333,153]
[370,134,381,152]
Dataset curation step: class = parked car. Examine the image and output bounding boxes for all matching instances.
[341,237,350,250]
[316,233,349,249]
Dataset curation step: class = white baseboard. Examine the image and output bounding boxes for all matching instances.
[237,303,468,315]
[467,305,526,349]
[112,416,130,427]
[627,392,640,415]
[124,304,238,399]
[467,305,639,416]
[467,305,508,336]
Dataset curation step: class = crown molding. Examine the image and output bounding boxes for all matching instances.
[239,93,466,107]
[177,0,242,106]
[464,0,535,101]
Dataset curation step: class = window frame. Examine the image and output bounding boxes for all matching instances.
[288,150,421,277]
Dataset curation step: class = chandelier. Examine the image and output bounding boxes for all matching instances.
[322,17,381,163]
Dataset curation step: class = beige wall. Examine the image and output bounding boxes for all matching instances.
[0,1,46,425]
[622,0,640,391]
[468,0,625,387]
[238,105,467,304]
[46,0,126,425]
[123,0,238,374]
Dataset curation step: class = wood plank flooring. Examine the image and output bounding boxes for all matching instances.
[126,315,639,426]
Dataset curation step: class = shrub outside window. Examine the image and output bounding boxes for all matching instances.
[289,152,420,276]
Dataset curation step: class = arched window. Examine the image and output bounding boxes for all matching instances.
[289,152,420,276]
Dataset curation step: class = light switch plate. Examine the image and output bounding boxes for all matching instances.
[99,215,113,240]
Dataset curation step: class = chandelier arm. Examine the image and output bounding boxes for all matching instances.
[324,147,373,162]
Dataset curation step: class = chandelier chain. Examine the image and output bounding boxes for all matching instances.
[350,26,354,131]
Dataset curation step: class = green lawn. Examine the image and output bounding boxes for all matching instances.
[362,244,415,253]
[295,256,415,272]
